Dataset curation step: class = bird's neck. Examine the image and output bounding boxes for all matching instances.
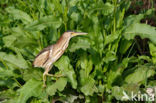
[56,37,71,49]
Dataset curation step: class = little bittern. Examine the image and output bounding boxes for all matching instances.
[33,31,87,86]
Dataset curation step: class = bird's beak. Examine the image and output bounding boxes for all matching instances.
[72,32,88,36]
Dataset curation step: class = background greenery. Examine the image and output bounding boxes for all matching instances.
[0,0,156,103]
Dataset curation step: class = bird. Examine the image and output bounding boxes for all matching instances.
[33,31,87,86]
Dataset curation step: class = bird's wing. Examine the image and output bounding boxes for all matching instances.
[33,46,53,68]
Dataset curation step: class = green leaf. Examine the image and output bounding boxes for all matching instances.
[23,69,43,81]
[149,42,156,63]
[17,79,42,103]
[70,12,80,22]
[0,89,17,101]
[52,0,63,14]
[25,15,62,31]
[112,84,140,101]
[0,52,28,69]
[6,7,32,24]
[0,69,18,78]
[103,52,116,63]
[123,23,156,44]
[63,94,78,103]
[0,78,18,89]
[124,65,155,84]
[3,35,35,48]
[54,56,77,89]
[124,14,144,27]
[124,9,154,28]
[77,53,97,96]
[78,53,93,76]
[119,39,133,54]
[90,2,114,16]
[79,70,98,96]
[104,34,119,46]
[2,35,16,47]
[112,86,125,100]
[2,27,36,48]
[107,58,130,87]
[101,3,114,16]
[46,78,67,96]
[69,38,90,52]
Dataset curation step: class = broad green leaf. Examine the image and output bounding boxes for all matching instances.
[104,34,118,46]
[25,15,62,31]
[112,84,140,101]
[107,58,130,87]
[124,65,155,84]
[112,86,125,100]
[124,9,154,28]
[78,53,93,77]
[69,38,90,52]
[63,94,78,103]
[30,98,42,103]
[6,7,32,24]
[119,39,133,54]
[23,69,43,81]
[46,78,67,96]
[90,2,114,16]
[122,83,140,96]
[0,69,18,78]
[17,79,42,103]
[54,56,77,89]
[53,0,63,14]
[3,27,36,48]
[123,23,156,44]
[0,78,18,89]
[101,3,114,16]
[77,53,97,96]
[79,70,98,96]
[138,55,152,62]
[124,14,144,27]
[3,35,35,48]
[149,42,156,63]
[148,80,156,86]
[2,35,16,47]
[70,12,80,22]
[103,52,116,63]
[69,0,78,7]
[0,52,28,69]
[0,89,17,101]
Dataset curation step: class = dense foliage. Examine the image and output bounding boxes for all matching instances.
[0,0,156,102]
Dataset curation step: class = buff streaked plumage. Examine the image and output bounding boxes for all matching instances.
[33,31,87,86]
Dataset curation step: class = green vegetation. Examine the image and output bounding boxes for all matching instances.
[0,0,156,102]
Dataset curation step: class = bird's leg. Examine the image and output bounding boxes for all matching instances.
[43,73,46,87]
[43,69,49,87]
[43,64,52,87]
[43,65,63,87]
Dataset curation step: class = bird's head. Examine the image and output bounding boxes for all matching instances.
[63,31,88,38]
